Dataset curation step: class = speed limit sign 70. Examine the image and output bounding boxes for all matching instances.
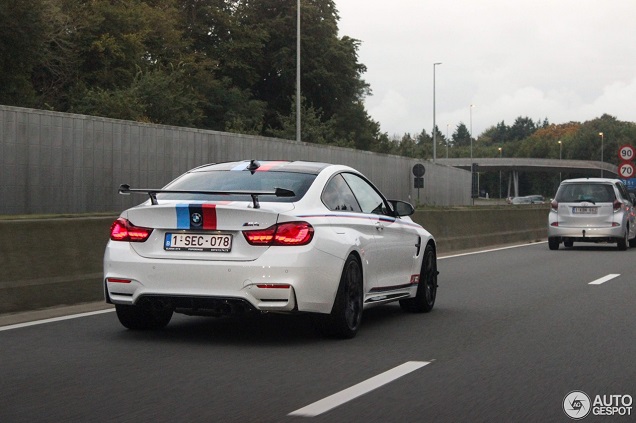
[618,162,635,178]
[619,145,635,162]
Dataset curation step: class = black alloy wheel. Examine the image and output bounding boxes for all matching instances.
[400,243,438,313]
[315,255,363,339]
[115,302,173,330]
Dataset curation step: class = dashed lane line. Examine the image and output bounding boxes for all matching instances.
[0,309,115,332]
[589,274,620,285]
[289,361,431,417]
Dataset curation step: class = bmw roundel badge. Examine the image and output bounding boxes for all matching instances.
[191,212,202,226]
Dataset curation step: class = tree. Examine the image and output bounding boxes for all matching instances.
[232,0,374,144]
[0,0,57,106]
[480,121,509,146]
[452,122,471,147]
[331,100,381,150]
[396,133,417,158]
[413,129,432,159]
[509,116,538,141]
[429,125,447,157]
[62,0,211,124]
[268,95,350,146]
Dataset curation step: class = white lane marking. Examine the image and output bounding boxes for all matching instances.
[439,242,545,260]
[289,361,430,417]
[589,274,620,285]
[0,308,115,332]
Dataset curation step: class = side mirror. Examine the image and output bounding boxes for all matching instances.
[388,200,415,217]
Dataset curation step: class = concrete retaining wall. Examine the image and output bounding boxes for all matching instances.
[0,208,548,315]
[1,105,470,214]
[413,207,548,252]
[0,216,113,314]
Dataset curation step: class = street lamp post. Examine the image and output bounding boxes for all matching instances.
[558,140,562,181]
[469,104,476,205]
[296,0,301,142]
[498,147,502,199]
[469,106,473,160]
[433,62,442,162]
[599,132,604,177]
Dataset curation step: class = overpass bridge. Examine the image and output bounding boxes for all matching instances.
[434,158,619,197]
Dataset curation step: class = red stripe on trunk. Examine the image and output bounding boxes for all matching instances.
[202,204,217,229]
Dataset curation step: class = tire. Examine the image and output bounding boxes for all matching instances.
[400,244,438,313]
[315,255,363,339]
[115,303,173,330]
[629,235,636,248]
[617,230,628,251]
[563,240,573,248]
[548,237,560,250]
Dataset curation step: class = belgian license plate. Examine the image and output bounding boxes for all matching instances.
[164,233,232,252]
[572,207,597,214]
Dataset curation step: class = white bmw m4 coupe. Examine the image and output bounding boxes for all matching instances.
[104,160,437,338]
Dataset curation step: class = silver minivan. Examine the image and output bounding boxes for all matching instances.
[548,178,636,250]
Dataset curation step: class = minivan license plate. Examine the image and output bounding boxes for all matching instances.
[572,207,596,214]
[164,233,232,252]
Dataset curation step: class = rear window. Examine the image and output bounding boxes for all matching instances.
[555,183,616,203]
[158,170,316,203]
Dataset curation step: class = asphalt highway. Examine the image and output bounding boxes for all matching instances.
[1,242,635,422]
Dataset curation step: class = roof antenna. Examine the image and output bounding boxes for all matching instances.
[247,160,261,174]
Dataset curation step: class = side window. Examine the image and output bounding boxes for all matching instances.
[321,174,362,212]
[615,183,630,202]
[341,173,390,215]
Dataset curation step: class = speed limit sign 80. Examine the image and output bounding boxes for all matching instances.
[619,145,635,162]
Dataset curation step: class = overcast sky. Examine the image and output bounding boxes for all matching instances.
[336,0,636,138]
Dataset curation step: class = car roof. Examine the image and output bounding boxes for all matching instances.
[560,177,622,185]
[188,160,335,175]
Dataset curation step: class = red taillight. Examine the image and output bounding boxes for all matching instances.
[243,226,276,245]
[110,218,153,242]
[243,222,314,246]
[550,200,558,211]
[274,222,314,245]
[613,200,621,211]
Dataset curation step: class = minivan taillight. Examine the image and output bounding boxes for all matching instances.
[243,222,314,246]
[110,218,153,242]
[613,200,621,211]
[550,200,558,211]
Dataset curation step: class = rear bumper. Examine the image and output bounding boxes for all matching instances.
[547,225,624,241]
[104,241,344,314]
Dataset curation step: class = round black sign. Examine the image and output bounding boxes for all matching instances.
[412,164,426,177]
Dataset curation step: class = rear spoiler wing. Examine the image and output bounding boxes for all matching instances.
[118,184,295,209]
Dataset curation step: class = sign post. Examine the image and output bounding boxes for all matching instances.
[471,163,479,202]
[412,164,425,204]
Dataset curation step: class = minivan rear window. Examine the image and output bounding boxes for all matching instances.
[555,183,615,203]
